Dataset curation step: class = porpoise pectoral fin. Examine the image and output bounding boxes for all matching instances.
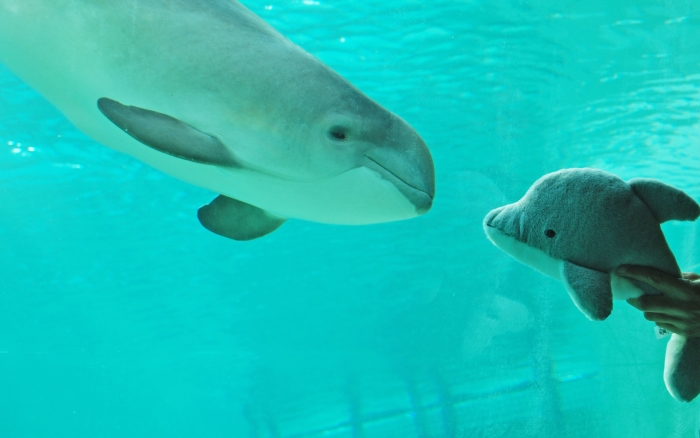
[97,98,239,167]
[197,195,285,241]
[629,178,700,223]
[664,334,700,402]
[561,261,613,321]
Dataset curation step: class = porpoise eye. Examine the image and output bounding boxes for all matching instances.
[329,127,347,141]
[545,229,556,238]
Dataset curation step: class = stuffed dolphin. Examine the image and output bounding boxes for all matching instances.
[483,168,700,401]
[0,0,434,240]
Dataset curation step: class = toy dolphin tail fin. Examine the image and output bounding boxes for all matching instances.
[629,178,700,223]
[664,334,700,402]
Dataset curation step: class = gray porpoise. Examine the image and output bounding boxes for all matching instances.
[0,0,435,240]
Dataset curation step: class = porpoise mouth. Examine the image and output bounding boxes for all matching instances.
[364,155,434,214]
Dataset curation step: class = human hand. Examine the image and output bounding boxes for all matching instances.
[618,265,700,337]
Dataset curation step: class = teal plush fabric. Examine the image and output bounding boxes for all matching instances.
[483,168,700,401]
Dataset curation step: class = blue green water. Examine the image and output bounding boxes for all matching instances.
[1,0,700,436]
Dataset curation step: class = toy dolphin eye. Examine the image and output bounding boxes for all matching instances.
[545,229,556,238]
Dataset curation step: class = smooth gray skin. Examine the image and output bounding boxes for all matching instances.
[483,168,700,401]
[198,196,285,241]
[97,98,240,168]
[98,97,285,240]
[0,0,435,240]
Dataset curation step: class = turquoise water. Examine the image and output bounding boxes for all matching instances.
[1,0,700,437]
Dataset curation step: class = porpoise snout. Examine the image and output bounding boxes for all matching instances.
[365,148,434,214]
[364,119,435,215]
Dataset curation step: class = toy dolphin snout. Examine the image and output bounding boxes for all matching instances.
[483,205,528,242]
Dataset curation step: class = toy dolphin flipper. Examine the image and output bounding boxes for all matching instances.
[629,178,700,223]
[665,335,700,402]
[561,261,613,321]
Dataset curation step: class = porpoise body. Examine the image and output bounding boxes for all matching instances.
[0,0,435,239]
[483,168,700,401]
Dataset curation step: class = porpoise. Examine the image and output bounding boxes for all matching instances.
[483,168,700,401]
[0,0,435,240]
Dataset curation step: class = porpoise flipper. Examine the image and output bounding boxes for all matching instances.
[629,178,700,223]
[664,334,700,402]
[198,195,285,241]
[561,261,613,321]
[98,98,239,167]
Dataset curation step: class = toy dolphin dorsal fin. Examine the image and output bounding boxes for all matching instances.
[629,178,700,223]
[561,261,613,321]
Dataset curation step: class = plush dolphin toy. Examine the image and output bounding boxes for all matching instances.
[0,0,434,240]
[483,168,700,401]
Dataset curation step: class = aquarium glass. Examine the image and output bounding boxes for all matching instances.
[1,0,699,437]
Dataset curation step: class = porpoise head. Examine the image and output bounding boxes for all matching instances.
[211,49,436,219]
[314,105,435,215]
[89,2,435,225]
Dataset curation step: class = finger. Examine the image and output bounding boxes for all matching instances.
[643,312,686,326]
[655,322,700,337]
[617,265,690,298]
[682,272,700,282]
[627,296,689,317]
